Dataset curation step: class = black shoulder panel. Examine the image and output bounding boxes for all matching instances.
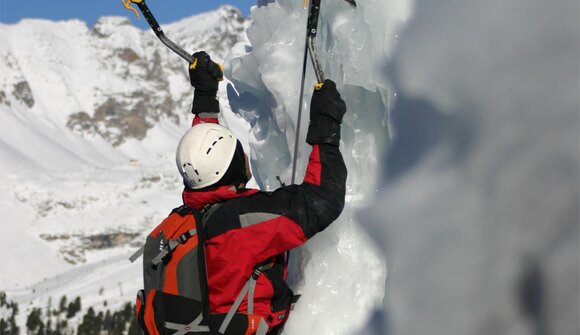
[203,199,243,239]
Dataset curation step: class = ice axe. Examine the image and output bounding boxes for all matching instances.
[303,0,355,90]
[122,0,194,63]
[291,0,356,184]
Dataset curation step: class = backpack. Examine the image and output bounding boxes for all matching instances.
[130,205,270,335]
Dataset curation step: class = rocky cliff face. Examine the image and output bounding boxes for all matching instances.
[0,5,249,146]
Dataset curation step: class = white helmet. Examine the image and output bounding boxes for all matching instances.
[176,123,238,190]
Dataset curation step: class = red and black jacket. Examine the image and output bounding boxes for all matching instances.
[182,126,347,332]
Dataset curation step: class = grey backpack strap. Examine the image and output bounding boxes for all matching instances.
[219,280,251,334]
[129,205,201,264]
[256,318,269,335]
[128,245,145,263]
[165,313,210,335]
[219,267,266,334]
[151,228,198,266]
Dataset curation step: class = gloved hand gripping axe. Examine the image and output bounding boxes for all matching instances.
[122,0,194,63]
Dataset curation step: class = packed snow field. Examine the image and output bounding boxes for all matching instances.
[1,0,578,334]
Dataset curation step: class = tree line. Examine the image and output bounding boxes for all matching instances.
[0,292,139,335]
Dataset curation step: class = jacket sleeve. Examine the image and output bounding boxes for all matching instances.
[292,143,347,237]
[204,143,347,262]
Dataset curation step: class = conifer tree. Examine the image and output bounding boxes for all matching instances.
[36,322,45,335]
[55,319,68,334]
[66,297,81,319]
[103,310,112,332]
[77,307,99,335]
[58,296,67,315]
[0,291,6,306]
[0,318,8,334]
[7,302,20,335]
[127,308,140,335]
[26,307,44,334]
[46,319,53,335]
[0,298,19,335]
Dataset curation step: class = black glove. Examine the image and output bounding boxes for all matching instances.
[306,80,347,146]
[189,51,224,114]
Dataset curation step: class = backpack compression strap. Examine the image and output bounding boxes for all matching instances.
[151,228,198,266]
[129,206,199,263]
[165,314,209,335]
[128,228,198,265]
[129,245,145,263]
[218,263,274,335]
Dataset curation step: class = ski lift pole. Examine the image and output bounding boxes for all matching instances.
[122,0,194,63]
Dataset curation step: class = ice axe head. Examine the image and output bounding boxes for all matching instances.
[122,0,142,20]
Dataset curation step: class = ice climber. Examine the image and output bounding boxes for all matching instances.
[176,51,347,334]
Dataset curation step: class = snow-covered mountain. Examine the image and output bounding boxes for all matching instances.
[0,5,248,167]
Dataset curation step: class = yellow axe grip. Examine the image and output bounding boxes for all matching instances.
[121,0,140,20]
[189,58,198,70]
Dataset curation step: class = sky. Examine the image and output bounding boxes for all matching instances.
[0,0,256,29]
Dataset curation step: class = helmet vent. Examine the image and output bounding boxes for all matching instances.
[206,136,226,155]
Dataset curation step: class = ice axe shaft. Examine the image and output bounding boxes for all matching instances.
[307,0,325,90]
[291,0,355,184]
[122,0,194,63]
[292,38,310,185]
[306,0,356,89]
[291,0,323,184]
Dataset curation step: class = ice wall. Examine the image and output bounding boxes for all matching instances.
[223,0,413,333]
[361,0,580,334]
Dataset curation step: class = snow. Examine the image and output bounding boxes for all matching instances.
[2,0,577,334]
